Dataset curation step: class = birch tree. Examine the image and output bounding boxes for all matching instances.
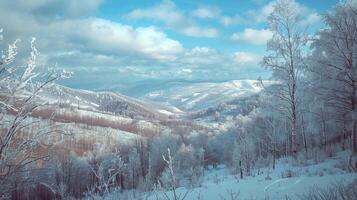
[262,0,309,154]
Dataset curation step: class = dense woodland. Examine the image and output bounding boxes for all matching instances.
[1,0,357,199]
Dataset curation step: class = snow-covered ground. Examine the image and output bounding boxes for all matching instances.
[146,152,356,200]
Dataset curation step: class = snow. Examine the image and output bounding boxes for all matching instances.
[142,80,273,111]
[37,83,183,117]
[158,109,173,115]
[0,113,140,146]
[147,152,356,200]
[168,106,184,113]
[148,91,162,97]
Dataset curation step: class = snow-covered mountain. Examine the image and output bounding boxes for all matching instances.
[25,83,210,137]
[140,80,266,112]
[3,80,271,137]
[39,84,183,119]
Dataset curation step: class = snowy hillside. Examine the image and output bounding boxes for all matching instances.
[101,151,357,200]
[141,80,269,112]
[39,84,183,119]
[1,82,210,138]
[150,152,356,200]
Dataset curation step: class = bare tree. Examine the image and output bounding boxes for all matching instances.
[262,0,309,155]
[0,30,70,198]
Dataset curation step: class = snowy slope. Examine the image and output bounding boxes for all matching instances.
[141,80,268,112]
[2,82,214,137]
[147,152,356,200]
[38,84,183,118]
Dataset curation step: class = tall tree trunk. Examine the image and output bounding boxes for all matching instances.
[352,120,357,154]
[239,160,243,179]
[291,120,297,154]
[272,145,276,170]
[351,91,357,154]
[350,64,356,154]
[286,128,289,157]
[291,80,298,155]
[301,115,308,155]
[342,116,347,151]
[322,119,327,152]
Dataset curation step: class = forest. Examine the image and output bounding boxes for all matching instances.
[1,0,357,200]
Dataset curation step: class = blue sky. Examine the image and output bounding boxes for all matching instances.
[0,0,339,91]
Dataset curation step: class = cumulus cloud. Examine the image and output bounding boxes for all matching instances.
[234,52,261,65]
[191,6,243,26]
[247,0,321,25]
[177,47,262,74]
[192,7,221,19]
[0,0,269,89]
[248,1,275,22]
[3,0,103,19]
[303,13,322,26]
[192,6,221,19]
[72,19,184,61]
[177,68,193,76]
[125,0,219,38]
[220,15,244,26]
[180,47,224,66]
[0,0,184,66]
[230,28,273,45]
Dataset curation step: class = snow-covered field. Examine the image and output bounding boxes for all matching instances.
[141,152,355,200]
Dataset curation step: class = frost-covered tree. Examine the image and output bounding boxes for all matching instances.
[255,112,286,169]
[0,29,70,197]
[232,123,256,177]
[309,1,357,154]
[52,151,90,198]
[148,133,180,181]
[127,148,142,189]
[85,144,126,194]
[158,148,189,200]
[172,144,204,186]
[262,0,309,154]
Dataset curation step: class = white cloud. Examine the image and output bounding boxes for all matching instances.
[180,47,223,66]
[0,0,185,71]
[125,0,218,38]
[219,15,243,26]
[248,1,275,22]
[248,0,321,26]
[2,0,104,19]
[173,48,265,81]
[192,7,220,19]
[230,28,273,45]
[177,68,193,76]
[234,52,261,64]
[75,19,183,61]
[191,6,242,26]
[181,68,192,73]
[0,0,269,87]
[178,47,262,73]
[303,13,322,25]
